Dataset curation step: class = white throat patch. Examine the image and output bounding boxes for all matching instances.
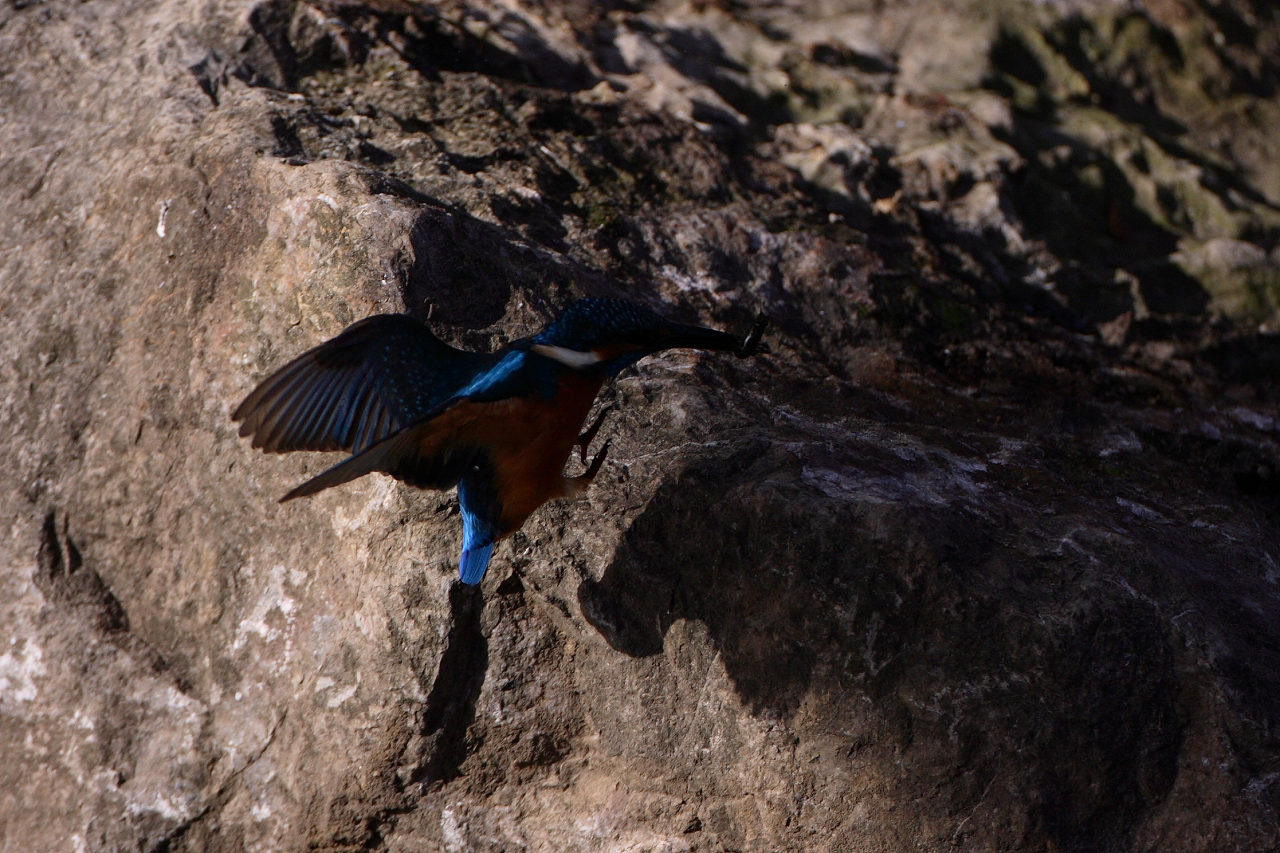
[530,343,604,370]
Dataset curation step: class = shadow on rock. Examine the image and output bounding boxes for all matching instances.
[413,582,488,785]
[401,205,610,334]
[36,510,129,634]
[578,439,1189,848]
[577,441,959,714]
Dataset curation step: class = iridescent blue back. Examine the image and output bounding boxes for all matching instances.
[531,299,665,350]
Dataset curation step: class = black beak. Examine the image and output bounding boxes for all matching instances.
[656,313,769,358]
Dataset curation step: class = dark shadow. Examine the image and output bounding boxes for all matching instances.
[268,113,306,162]
[591,17,790,132]
[369,6,596,91]
[412,582,488,785]
[982,15,1280,329]
[1193,0,1279,98]
[989,118,1213,322]
[35,509,129,633]
[228,0,600,95]
[579,455,828,713]
[401,204,607,333]
[577,438,1193,849]
[236,0,308,90]
[403,207,516,329]
[1045,9,1280,219]
[914,205,1100,333]
[989,27,1049,89]
[809,40,898,76]
[778,142,896,235]
[355,140,396,167]
[650,23,788,130]
[577,442,970,714]
[1048,12,1189,136]
[489,192,570,254]
[232,0,371,92]
[188,51,230,106]
[1200,330,1280,402]
[1139,524,1280,817]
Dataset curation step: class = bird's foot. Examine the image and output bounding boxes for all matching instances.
[567,440,610,496]
[576,403,616,464]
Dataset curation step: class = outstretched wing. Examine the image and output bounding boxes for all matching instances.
[277,399,499,501]
[233,314,495,454]
[277,349,537,502]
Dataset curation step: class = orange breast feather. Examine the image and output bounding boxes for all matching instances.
[463,372,604,534]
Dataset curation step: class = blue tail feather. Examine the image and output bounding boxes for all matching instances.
[457,469,502,585]
[458,541,496,585]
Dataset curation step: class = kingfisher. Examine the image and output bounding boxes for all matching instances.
[234,298,767,585]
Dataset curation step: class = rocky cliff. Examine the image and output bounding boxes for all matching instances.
[2,0,1279,850]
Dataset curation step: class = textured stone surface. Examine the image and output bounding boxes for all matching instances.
[3,0,1280,850]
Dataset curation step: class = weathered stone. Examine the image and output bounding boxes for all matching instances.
[3,0,1280,851]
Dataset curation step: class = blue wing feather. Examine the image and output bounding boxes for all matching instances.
[456,350,533,399]
[264,330,565,586]
[234,314,496,454]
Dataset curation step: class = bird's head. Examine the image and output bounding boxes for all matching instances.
[528,298,766,374]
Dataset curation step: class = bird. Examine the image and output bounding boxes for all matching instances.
[233,298,767,585]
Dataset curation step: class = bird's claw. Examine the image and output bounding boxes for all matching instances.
[566,439,611,498]
[576,403,616,464]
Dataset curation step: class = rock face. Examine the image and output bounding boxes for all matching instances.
[3,0,1280,850]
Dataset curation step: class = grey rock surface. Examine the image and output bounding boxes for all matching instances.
[3,0,1280,850]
